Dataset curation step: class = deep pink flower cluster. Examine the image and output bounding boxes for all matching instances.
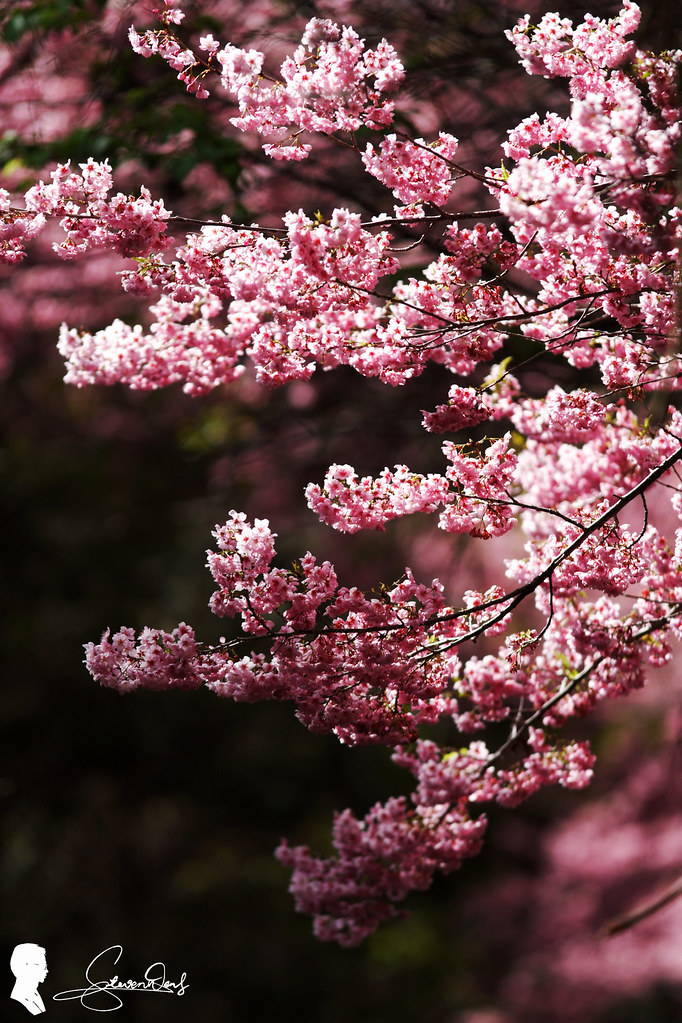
[205,513,460,745]
[6,0,682,945]
[465,748,682,1022]
[85,622,208,692]
[276,796,486,947]
[274,793,488,945]
[393,730,594,811]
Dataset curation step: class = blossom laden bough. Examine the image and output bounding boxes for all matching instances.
[130,9,405,151]
[1,158,172,264]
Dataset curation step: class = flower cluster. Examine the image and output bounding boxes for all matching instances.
[226,19,405,143]
[85,623,208,692]
[276,797,486,947]
[393,731,594,811]
[56,208,403,392]
[0,188,45,264]
[1,159,171,264]
[506,1,640,78]
[305,434,519,539]
[206,514,461,745]
[361,133,459,206]
[130,9,405,153]
[84,413,682,937]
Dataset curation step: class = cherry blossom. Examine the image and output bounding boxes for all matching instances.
[361,133,459,206]
[128,8,405,149]
[1,158,172,263]
[4,0,682,946]
[276,797,487,947]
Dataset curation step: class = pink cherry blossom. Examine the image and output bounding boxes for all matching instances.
[362,133,459,205]
[4,0,682,947]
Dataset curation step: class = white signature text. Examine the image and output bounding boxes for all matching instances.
[53,944,189,1011]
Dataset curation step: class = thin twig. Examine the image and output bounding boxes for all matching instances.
[602,874,682,936]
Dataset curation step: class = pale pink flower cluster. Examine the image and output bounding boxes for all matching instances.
[43,1,678,400]
[305,434,518,539]
[0,188,45,264]
[509,386,606,443]
[441,434,519,538]
[225,19,404,143]
[513,407,682,533]
[130,9,404,153]
[361,133,459,206]
[129,6,211,99]
[507,0,640,78]
[503,110,570,161]
[283,207,397,287]
[305,463,449,533]
[496,6,680,398]
[57,209,401,392]
[128,24,192,68]
[0,159,172,263]
[224,17,404,144]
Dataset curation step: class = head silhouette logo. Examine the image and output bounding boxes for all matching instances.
[9,944,48,1016]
